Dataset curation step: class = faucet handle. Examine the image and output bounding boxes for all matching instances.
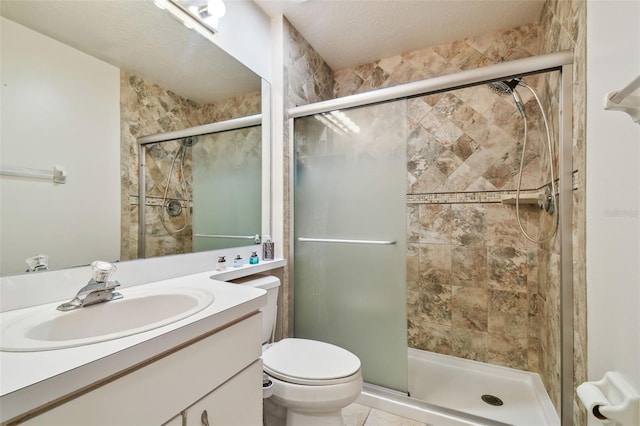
[80,280,122,307]
[91,260,117,283]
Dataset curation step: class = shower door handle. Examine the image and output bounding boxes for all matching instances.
[297,237,396,245]
[194,233,261,243]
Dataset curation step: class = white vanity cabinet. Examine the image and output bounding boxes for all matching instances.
[19,313,263,426]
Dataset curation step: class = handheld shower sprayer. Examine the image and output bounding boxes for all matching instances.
[487,77,558,244]
[160,136,198,235]
[488,79,525,117]
[179,136,197,163]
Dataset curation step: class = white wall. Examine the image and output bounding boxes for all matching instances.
[269,15,286,258]
[586,0,640,421]
[211,0,271,81]
[0,18,121,275]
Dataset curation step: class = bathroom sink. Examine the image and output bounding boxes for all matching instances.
[0,287,215,352]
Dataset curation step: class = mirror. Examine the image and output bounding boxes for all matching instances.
[0,0,264,276]
[139,123,262,258]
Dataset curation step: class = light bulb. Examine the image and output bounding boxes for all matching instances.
[207,0,226,19]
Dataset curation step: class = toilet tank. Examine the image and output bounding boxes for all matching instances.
[230,275,280,344]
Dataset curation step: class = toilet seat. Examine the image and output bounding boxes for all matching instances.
[263,338,361,386]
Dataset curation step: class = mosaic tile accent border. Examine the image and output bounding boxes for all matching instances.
[409,171,578,205]
[408,189,540,205]
[128,195,192,208]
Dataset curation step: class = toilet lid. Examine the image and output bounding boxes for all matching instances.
[263,338,361,385]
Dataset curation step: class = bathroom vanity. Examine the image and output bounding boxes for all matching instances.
[0,260,286,425]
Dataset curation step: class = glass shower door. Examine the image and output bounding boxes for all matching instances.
[294,100,408,392]
[192,126,262,250]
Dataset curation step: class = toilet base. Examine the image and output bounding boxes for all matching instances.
[263,398,345,426]
[287,408,344,426]
[263,398,286,426]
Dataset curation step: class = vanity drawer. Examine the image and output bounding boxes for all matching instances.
[20,313,262,425]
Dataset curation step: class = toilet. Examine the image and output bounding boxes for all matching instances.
[233,275,363,426]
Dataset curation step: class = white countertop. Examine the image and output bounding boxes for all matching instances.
[0,259,285,423]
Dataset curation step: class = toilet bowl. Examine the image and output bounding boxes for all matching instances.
[232,275,363,426]
[263,338,362,426]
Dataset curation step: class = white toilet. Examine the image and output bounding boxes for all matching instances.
[233,275,363,426]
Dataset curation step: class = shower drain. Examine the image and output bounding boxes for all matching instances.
[481,394,504,406]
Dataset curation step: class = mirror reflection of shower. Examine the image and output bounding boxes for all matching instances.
[488,78,558,244]
[161,136,198,234]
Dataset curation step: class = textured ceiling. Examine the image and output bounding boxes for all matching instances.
[0,0,261,104]
[256,0,546,70]
[2,0,546,104]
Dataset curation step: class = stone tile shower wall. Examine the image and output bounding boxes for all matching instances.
[333,23,565,397]
[527,69,563,412]
[406,202,543,368]
[120,70,261,260]
[538,0,587,422]
[402,82,549,373]
[334,24,540,97]
[141,138,194,257]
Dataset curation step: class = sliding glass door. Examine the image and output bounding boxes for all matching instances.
[192,126,262,251]
[293,100,408,392]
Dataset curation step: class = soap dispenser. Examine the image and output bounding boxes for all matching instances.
[216,256,227,271]
[263,236,274,261]
[249,251,259,265]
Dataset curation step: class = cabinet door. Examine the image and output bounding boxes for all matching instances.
[184,360,262,426]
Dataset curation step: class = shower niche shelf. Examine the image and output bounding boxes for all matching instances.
[604,75,640,124]
[501,194,541,205]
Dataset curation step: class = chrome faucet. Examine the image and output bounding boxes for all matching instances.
[57,261,123,311]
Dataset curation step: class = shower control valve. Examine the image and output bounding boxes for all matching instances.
[537,184,555,215]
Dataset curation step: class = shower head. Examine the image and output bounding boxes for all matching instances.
[181,136,198,147]
[488,78,525,117]
[178,136,197,163]
[487,79,520,96]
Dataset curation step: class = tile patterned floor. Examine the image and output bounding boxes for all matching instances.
[344,403,427,426]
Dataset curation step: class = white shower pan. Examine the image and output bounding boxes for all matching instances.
[407,348,560,426]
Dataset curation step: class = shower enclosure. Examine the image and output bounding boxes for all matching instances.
[137,116,262,258]
[290,52,573,424]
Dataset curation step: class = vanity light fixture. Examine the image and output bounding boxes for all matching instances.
[188,0,226,32]
[153,0,225,36]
